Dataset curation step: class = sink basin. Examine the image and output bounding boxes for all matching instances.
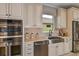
[51,39,64,43]
[48,36,64,43]
[48,36,63,39]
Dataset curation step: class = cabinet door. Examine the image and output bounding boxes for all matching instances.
[57,43,64,56]
[9,3,22,20]
[22,4,43,27]
[24,42,34,56]
[57,9,61,28]
[72,8,78,20]
[61,9,66,28]
[69,38,72,52]
[35,4,43,27]
[27,4,35,26]
[57,8,66,28]
[64,38,72,54]
[0,3,7,18]
[48,44,56,56]
[64,39,70,54]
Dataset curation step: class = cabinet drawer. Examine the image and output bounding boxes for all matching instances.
[25,52,33,56]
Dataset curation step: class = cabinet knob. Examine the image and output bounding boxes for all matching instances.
[56,46,59,48]
[6,14,8,16]
[6,14,11,16]
[9,14,11,16]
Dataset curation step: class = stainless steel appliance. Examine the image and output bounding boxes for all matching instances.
[34,40,49,56]
[72,21,79,52]
[0,19,23,56]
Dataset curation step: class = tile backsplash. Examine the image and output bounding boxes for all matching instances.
[24,27,42,42]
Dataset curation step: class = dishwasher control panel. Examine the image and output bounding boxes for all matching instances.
[34,40,49,45]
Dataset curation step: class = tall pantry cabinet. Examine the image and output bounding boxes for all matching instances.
[0,3,23,20]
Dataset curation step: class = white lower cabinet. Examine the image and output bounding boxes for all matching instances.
[48,44,56,56]
[24,42,34,56]
[57,43,64,55]
[64,38,72,54]
[49,42,64,56]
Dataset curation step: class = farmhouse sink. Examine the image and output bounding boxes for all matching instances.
[48,36,64,43]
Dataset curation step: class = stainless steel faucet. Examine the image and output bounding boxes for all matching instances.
[48,30,52,37]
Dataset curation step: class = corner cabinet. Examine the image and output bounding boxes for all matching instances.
[0,3,23,20]
[22,4,43,28]
[57,8,67,28]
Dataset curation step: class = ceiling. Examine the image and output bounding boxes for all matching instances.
[44,3,79,8]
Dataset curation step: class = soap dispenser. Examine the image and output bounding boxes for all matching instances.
[25,32,29,41]
[35,32,39,40]
[30,33,35,40]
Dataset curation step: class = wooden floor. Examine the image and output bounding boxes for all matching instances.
[63,52,79,56]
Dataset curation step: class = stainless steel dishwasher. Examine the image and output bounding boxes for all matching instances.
[34,40,49,56]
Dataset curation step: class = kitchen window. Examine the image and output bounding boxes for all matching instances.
[42,14,55,33]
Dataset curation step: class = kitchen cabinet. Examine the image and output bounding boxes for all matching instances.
[70,7,79,21]
[9,3,23,20]
[63,37,72,54]
[57,8,67,28]
[49,42,64,56]
[69,37,72,52]
[64,38,71,54]
[72,8,78,20]
[0,3,23,20]
[0,3,8,18]
[34,4,43,27]
[24,42,34,56]
[57,43,64,55]
[22,4,43,28]
[48,43,56,56]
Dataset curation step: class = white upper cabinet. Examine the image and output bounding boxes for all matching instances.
[0,3,8,18]
[8,3,23,20]
[34,4,43,27]
[57,8,66,28]
[27,4,35,26]
[68,7,79,21]
[0,3,23,20]
[71,7,79,21]
[23,4,43,28]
